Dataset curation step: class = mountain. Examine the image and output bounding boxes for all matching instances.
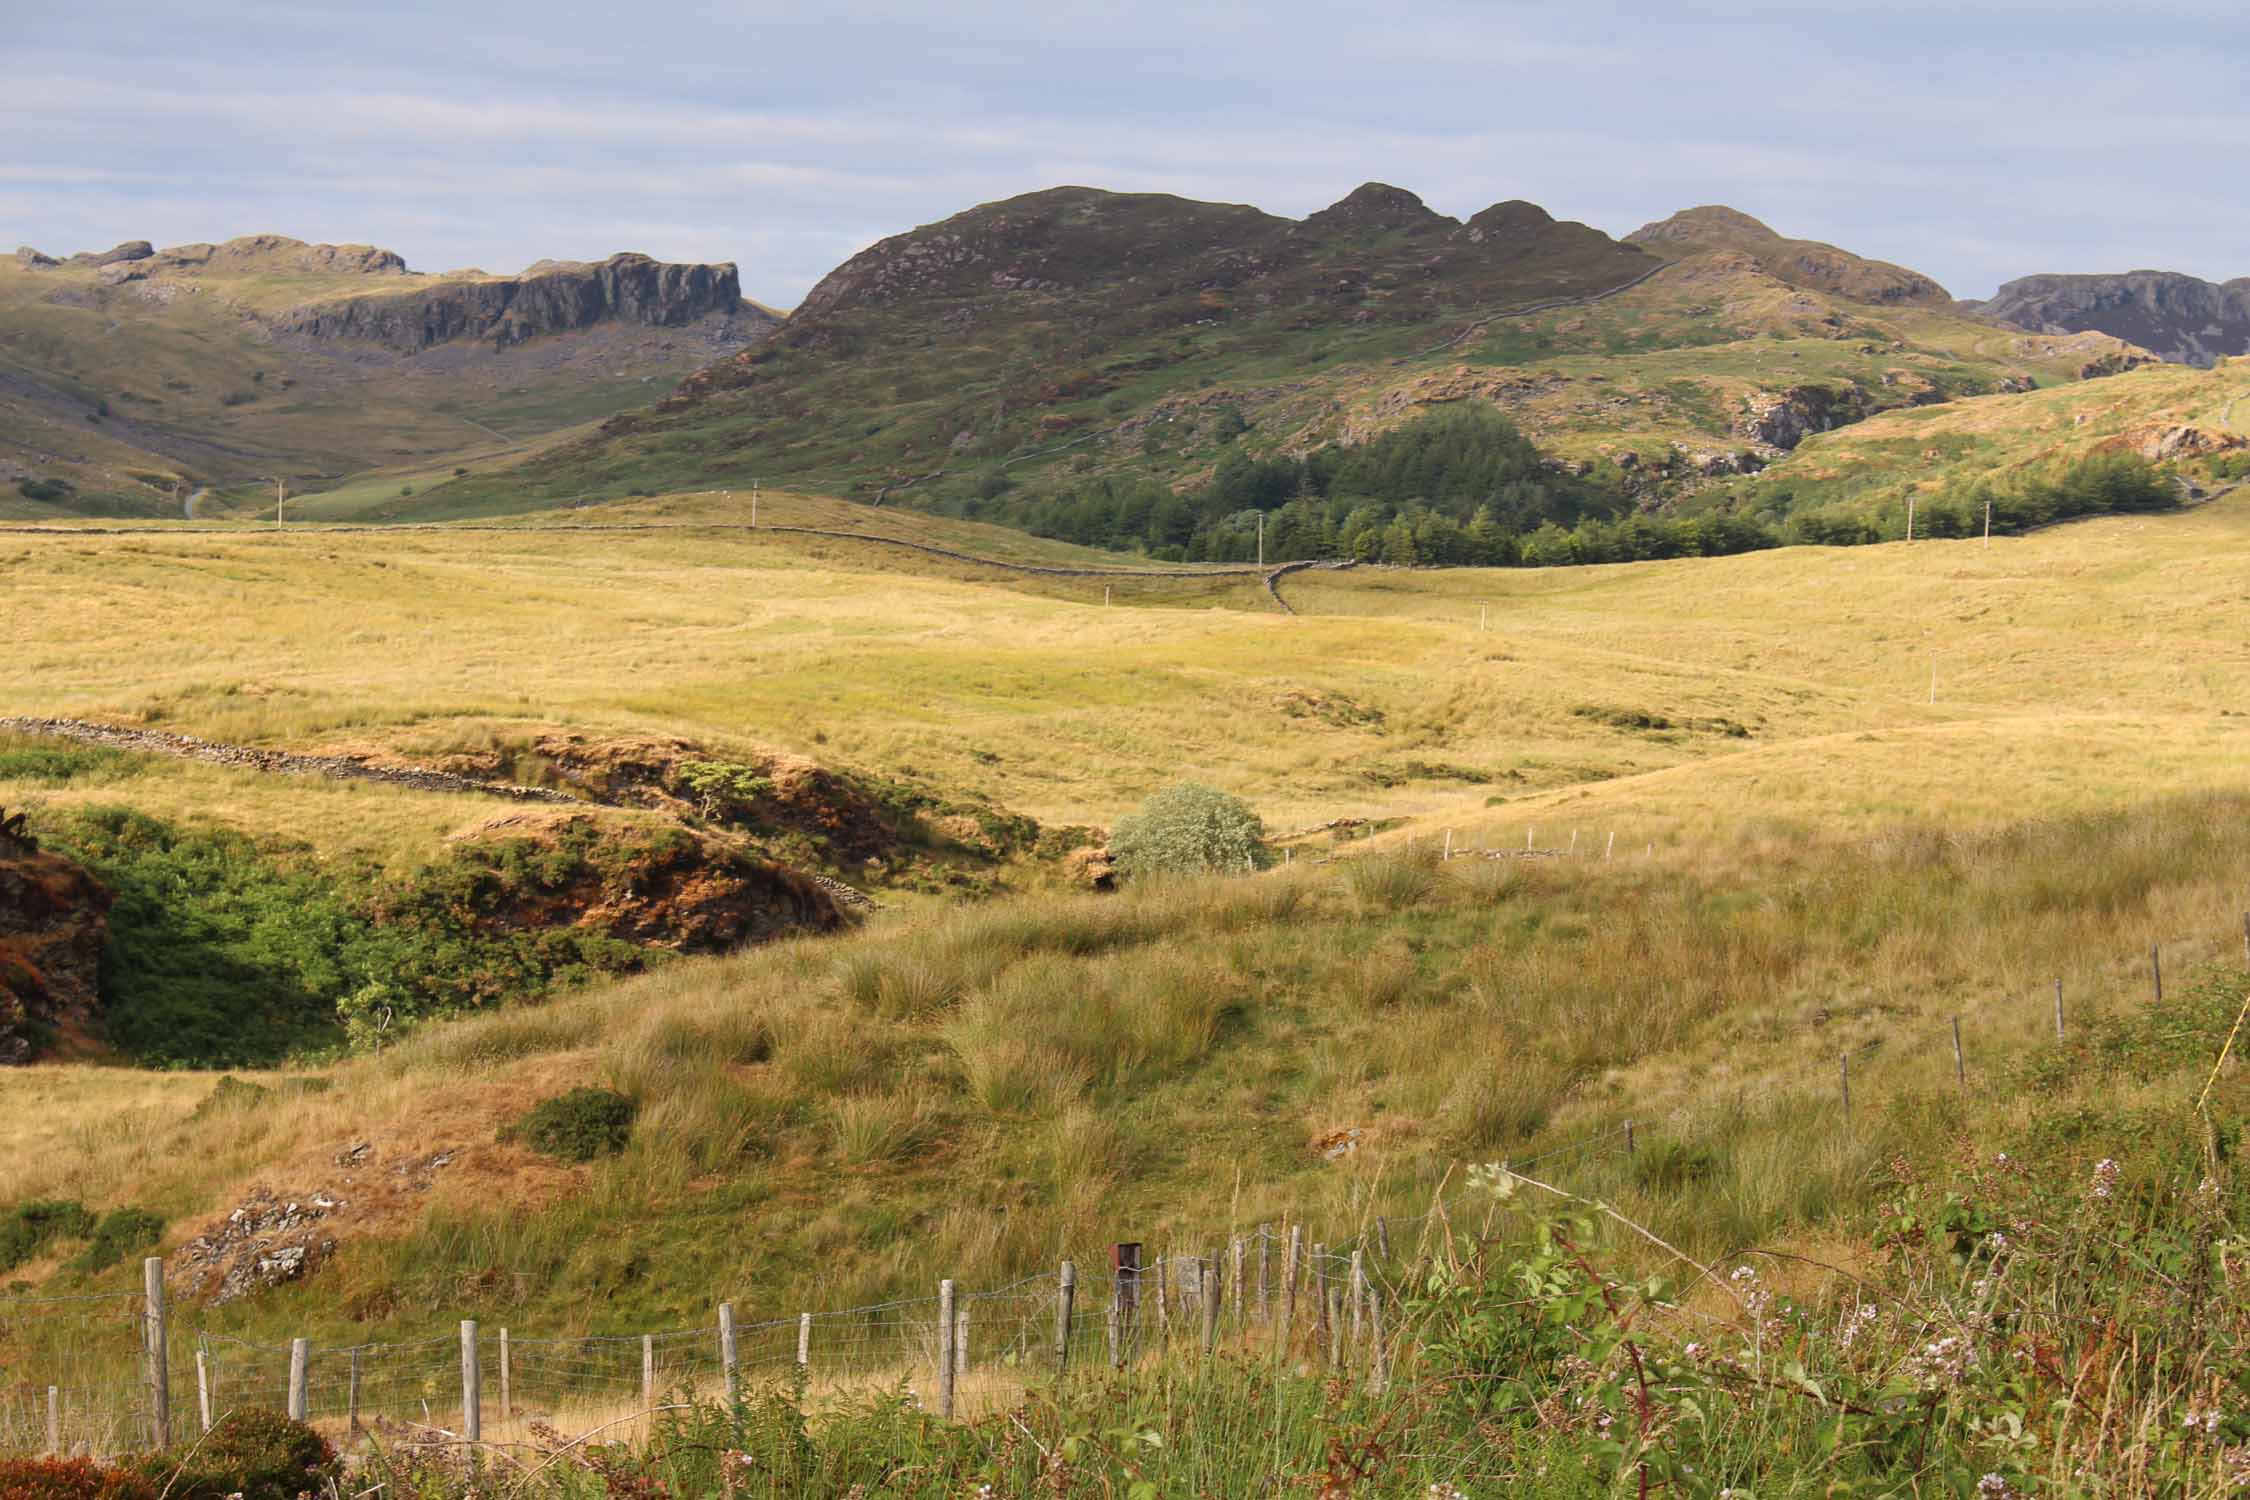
[0,236,777,518]
[403,186,2148,530]
[1624,205,1952,307]
[1971,270,2250,368]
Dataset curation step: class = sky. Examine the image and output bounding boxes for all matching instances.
[8,0,2247,307]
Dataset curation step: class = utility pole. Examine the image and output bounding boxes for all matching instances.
[275,477,286,525]
[1256,512,1264,568]
[1983,496,1992,548]
[751,479,759,527]
[1905,493,1916,543]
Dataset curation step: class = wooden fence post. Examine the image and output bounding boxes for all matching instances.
[1055,1261,1076,1371]
[347,1347,361,1434]
[1106,1302,1122,1370]
[287,1338,309,1424]
[1155,1253,1170,1342]
[1257,1227,1271,1322]
[936,1280,957,1419]
[45,1386,58,1455]
[719,1303,739,1402]
[1368,1289,1389,1393]
[1229,1238,1245,1326]
[1952,1016,1966,1088]
[954,1304,969,1378]
[195,1349,212,1435]
[1348,1251,1366,1344]
[1311,1243,1329,1352]
[1327,1287,1344,1368]
[2055,978,2065,1042]
[641,1335,655,1407]
[1839,1053,1852,1117]
[1281,1226,1302,1354]
[459,1321,480,1443]
[2153,944,2163,1002]
[1201,1254,1221,1354]
[798,1312,813,1373]
[499,1327,511,1422]
[1375,1217,1390,1262]
[142,1257,169,1450]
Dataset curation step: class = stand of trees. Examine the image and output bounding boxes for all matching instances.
[930,405,2177,568]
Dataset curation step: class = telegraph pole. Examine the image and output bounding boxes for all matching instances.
[751,479,759,527]
[275,477,286,525]
[1256,512,1264,567]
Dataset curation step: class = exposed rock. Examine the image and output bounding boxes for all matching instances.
[276,252,768,352]
[2077,348,2162,380]
[174,1187,342,1303]
[66,240,153,268]
[1973,270,2250,368]
[13,246,58,270]
[1627,206,1952,307]
[435,811,846,952]
[0,810,111,1064]
[2118,424,2247,463]
[143,234,407,278]
[1737,384,1876,449]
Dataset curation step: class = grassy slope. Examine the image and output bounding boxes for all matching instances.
[0,259,742,516]
[0,493,2247,1358]
[1748,355,2250,519]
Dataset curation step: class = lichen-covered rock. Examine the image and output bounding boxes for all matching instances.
[0,811,111,1064]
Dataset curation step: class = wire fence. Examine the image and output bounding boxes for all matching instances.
[5,908,2246,1458]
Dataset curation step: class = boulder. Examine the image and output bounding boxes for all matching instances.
[13,246,58,270]
[0,811,111,1063]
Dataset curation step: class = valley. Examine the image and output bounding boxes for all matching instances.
[5,176,2250,1498]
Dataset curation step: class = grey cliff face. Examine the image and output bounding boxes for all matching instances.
[1973,271,2250,368]
[278,252,768,351]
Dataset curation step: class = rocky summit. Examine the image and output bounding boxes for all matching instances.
[1972,270,2250,367]
[1625,206,1952,307]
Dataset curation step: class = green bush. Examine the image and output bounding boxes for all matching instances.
[71,1207,164,1272]
[131,1407,336,1500]
[503,1087,637,1162]
[1107,783,1266,878]
[0,1199,95,1271]
[0,1457,157,1500]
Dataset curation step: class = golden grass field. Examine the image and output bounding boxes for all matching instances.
[5,483,2247,851]
[3,482,2248,1403]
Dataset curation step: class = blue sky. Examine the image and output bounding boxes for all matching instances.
[9,1,2246,305]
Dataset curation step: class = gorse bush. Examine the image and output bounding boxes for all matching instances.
[504,1087,638,1162]
[70,1207,164,1272]
[0,1199,94,1271]
[128,1407,337,1500]
[1108,782,1266,878]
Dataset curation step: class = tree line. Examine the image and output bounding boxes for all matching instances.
[922,405,2177,567]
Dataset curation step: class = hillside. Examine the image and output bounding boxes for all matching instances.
[0,237,777,519]
[1975,268,2250,367]
[391,190,2148,536]
[0,494,2246,1395]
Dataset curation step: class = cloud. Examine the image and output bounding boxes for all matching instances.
[4,1,2245,301]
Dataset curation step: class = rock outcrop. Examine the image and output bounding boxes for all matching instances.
[1627,206,1953,308]
[13,246,58,270]
[276,252,767,351]
[67,240,154,268]
[1972,271,2250,368]
[0,810,111,1063]
[1738,383,1878,449]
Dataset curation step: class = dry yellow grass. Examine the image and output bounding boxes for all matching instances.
[5,485,2246,860]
